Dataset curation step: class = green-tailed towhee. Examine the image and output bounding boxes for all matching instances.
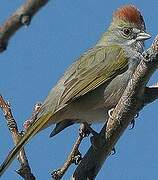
[0,5,151,176]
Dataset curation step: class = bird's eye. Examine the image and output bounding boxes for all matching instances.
[122,28,132,36]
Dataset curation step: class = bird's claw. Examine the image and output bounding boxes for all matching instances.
[135,113,139,118]
[79,122,98,137]
[108,108,115,119]
[72,150,82,165]
[129,113,139,130]
[129,119,135,130]
[79,123,90,138]
[20,13,32,26]
[51,169,61,179]
[111,147,116,155]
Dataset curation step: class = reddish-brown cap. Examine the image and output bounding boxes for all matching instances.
[113,5,145,30]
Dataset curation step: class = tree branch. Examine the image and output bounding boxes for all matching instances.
[0,0,49,52]
[0,95,35,180]
[72,36,158,179]
[52,123,93,179]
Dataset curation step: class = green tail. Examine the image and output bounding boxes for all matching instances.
[0,113,52,177]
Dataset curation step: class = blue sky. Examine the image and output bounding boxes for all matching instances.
[0,1,158,180]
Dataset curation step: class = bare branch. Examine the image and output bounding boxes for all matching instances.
[0,1,48,178]
[0,95,35,180]
[0,0,49,52]
[52,124,90,180]
[72,36,158,180]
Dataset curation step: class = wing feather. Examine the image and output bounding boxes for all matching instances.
[59,45,128,105]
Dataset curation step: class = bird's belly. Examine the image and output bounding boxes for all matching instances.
[58,83,107,123]
[61,71,131,122]
[53,70,132,124]
[69,107,108,123]
[103,72,131,108]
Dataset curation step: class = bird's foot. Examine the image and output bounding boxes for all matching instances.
[72,149,82,165]
[129,119,135,130]
[79,122,98,138]
[51,169,61,179]
[108,108,115,119]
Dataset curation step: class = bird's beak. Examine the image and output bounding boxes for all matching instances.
[136,32,151,41]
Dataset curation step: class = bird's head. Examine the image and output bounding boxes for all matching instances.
[98,5,151,52]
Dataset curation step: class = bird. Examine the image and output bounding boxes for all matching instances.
[0,4,151,176]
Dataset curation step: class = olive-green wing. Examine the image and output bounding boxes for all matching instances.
[58,45,129,106]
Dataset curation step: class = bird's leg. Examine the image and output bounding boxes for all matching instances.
[79,122,98,137]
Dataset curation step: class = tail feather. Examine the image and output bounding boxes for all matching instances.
[0,113,52,177]
[50,120,74,137]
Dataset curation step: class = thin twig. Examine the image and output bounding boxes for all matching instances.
[52,124,89,180]
[0,95,35,180]
[0,0,49,52]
